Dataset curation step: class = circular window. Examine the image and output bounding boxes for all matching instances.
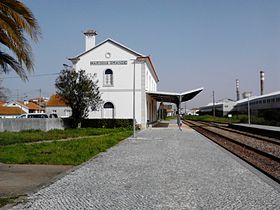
[105,52,111,58]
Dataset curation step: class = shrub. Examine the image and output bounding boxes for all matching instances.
[80,119,133,128]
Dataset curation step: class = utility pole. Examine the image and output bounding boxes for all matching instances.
[212,91,215,117]
[39,88,42,99]
[247,96,251,124]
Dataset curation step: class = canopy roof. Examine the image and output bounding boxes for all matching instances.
[146,87,203,105]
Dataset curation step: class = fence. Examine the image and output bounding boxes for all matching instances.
[0,118,133,132]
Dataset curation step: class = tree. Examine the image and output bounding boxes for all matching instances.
[55,68,102,128]
[0,0,41,81]
[0,81,9,101]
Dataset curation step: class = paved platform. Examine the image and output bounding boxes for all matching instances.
[10,126,280,209]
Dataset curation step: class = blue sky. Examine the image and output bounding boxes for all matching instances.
[3,0,280,108]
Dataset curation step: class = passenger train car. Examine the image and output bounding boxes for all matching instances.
[199,91,280,122]
[233,91,280,121]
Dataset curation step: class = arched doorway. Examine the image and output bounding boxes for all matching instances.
[103,102,114,119]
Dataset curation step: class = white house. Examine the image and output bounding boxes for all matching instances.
[68,29,203,128]
[5,101,43,114]
[45,95,72,118]
[69,30,159,128]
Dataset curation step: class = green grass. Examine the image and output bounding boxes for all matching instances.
[0,128,128,146]
[184,115,241,123]
[0,128,132,207]
[0,129,132,165]
[0,196,18,208]
[184,114,280,126]
[165,116,176,121]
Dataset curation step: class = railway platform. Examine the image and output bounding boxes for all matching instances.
[10,124,280,209]
[230,123,280,139]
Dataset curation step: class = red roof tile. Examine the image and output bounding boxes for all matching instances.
[17,101,42,110]
[0,107,26,115]
[47,95,67,107]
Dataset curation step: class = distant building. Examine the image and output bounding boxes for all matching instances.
[187,108,199,116]
[29,97,49,108]
[162,104,175,117]
[45,95,72,118]
[5,101,44,114]
[199,99,236,117]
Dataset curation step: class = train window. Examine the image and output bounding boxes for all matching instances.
[256,101,258,104]
[259,100,262,104]
[263,100,266,104]
[271,99,275,103]
[267,99,270,103]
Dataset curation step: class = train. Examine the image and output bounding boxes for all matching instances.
[199,91,280,123]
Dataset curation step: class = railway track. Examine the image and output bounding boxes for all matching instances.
[184,120,280,184]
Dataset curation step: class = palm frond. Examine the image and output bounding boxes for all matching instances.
[0,51,28,81]
[0,0,40,80]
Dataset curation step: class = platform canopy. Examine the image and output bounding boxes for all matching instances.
[146,87,203,105]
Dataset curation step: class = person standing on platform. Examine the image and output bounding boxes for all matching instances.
[177,112,182,130]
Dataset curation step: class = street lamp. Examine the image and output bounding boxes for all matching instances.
[212,90,215,117]
[132,59,136,137]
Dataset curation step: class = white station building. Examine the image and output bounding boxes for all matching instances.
[69,30,203,128]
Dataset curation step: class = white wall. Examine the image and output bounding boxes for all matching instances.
[45,107,72,118]
[0,118,65,131]
[6,102,28,113]
[74,40,158,127]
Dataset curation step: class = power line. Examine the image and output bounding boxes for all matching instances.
[2,72,59,79]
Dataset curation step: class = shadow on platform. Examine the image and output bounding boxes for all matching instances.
[152,121,169,127]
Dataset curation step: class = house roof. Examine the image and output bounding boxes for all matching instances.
[69,38,159,82]
[0,101,6,106]
[47,95,67,107]
[69,38,143,60]
[17,101,42,110]
[0,107,26,115]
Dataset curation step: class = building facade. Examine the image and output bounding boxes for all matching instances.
[69,30,159,128]
[45,95,72,118]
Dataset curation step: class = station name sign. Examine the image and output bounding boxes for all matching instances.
[90,60,128,65]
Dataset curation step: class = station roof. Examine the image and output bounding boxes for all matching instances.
[146,87,203,104]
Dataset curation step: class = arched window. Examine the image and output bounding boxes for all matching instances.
[104,102,114,109]
[104,69,113,86]
[103,102,114,119]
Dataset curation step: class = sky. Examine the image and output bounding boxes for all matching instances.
[2,0,280,108]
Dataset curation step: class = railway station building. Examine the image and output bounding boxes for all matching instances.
[68,30,203,128]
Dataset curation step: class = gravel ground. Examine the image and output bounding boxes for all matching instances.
[9,126,280,210]
[206,125,280,158]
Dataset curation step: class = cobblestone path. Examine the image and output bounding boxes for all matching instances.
[11,127,280,209]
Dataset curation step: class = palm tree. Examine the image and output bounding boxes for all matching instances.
[0,0,41,81]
